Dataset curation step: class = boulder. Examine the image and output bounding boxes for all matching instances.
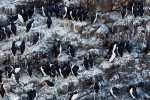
[96,24,109,39]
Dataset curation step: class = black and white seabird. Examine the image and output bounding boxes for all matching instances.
[129,86,139,99]
[54,5,60,18]
[11,41,17,56]
[28,6,35,18]
[110,86,120,98]
[78,8,88,22]
[47,15,52,29]
[94,82,99,93]
[50,64,60,77]
[21,7,28,23]
[82,9,88,21]
[20,40,25,55]
[128,82,150,99]
[71,65,79,77]
[27,89,37,100]
[26,19,34,33]
[5,64,20,80]
[70,8,78,21]
[12,71,20,83]
[51,40,62,58]
[108,41,118,62]
[138,3,144,16]
[26,62,33,76]
[91,11,98,24]
[83,56,90,70]
[33,32,40,45]
[48,5,55,16]
[40,62,51,76]
[67,7,72,20]
[17,13,24,24]
[88,54,94,68]
[12,64,21,73]
[121,5,127,19]
[64,63,71,77]
[108,41,118,54]
[0,83,5,98]
[143,41,150,54]
[125,41,132,53]
[108,51,116,63]
[59,67,67,79]
[69,91,79,100]
[132,3,139,18]
[2,27,11,39]
[0,29,6,40]
[68,44,76,57]
[42,6,46,16]
[5,66,13,78]
[10,22,16,35]
[9,14,18,22]
[50,60,61,77]
[117,42,125,57]
[59,5,67,19]
[43,80,54,88]
[15,72,20,83]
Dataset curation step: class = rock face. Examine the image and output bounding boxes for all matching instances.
[98,0,114,12]
[1,0,150,100]
[65,0,149,12]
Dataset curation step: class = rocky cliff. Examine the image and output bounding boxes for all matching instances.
[0,0,150,100]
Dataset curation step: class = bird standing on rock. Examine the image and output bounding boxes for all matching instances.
[125,41,132,53]
[59,4,68,19]
[40,62,51,76]
[20,40,25,55]
[59,66,67,79]
[121,5,127,19]
[0,83,5,98]
[43,80,54,88]
[71,65,79,77]
[69,91,79,100]
[0,29,6,40]
[54,5,60,18]
[51,40,62,58]
[132,3,139,18]
[12,63,21,73]
[11,41,17,56]
[26,19,34,33]
[42,6,46,16]
[17,13,24,24]
[110,86,120,98]
[138,3,144,16]
[64,63,71,77]
[129,86,139,99]
[21,6,28,23]
[2,27,11,39]
[47,15,52,29]
[68,44,76,57]
[91,11,98,24]
[26,62,33,76]
[28,6,35,18]
[27,89,37,100]
[94,82,99,93]
[10,22,16,35]
[108,41,118,62]
[117,42,125,57]
[83,56,90,70]
[88,54,94,68]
